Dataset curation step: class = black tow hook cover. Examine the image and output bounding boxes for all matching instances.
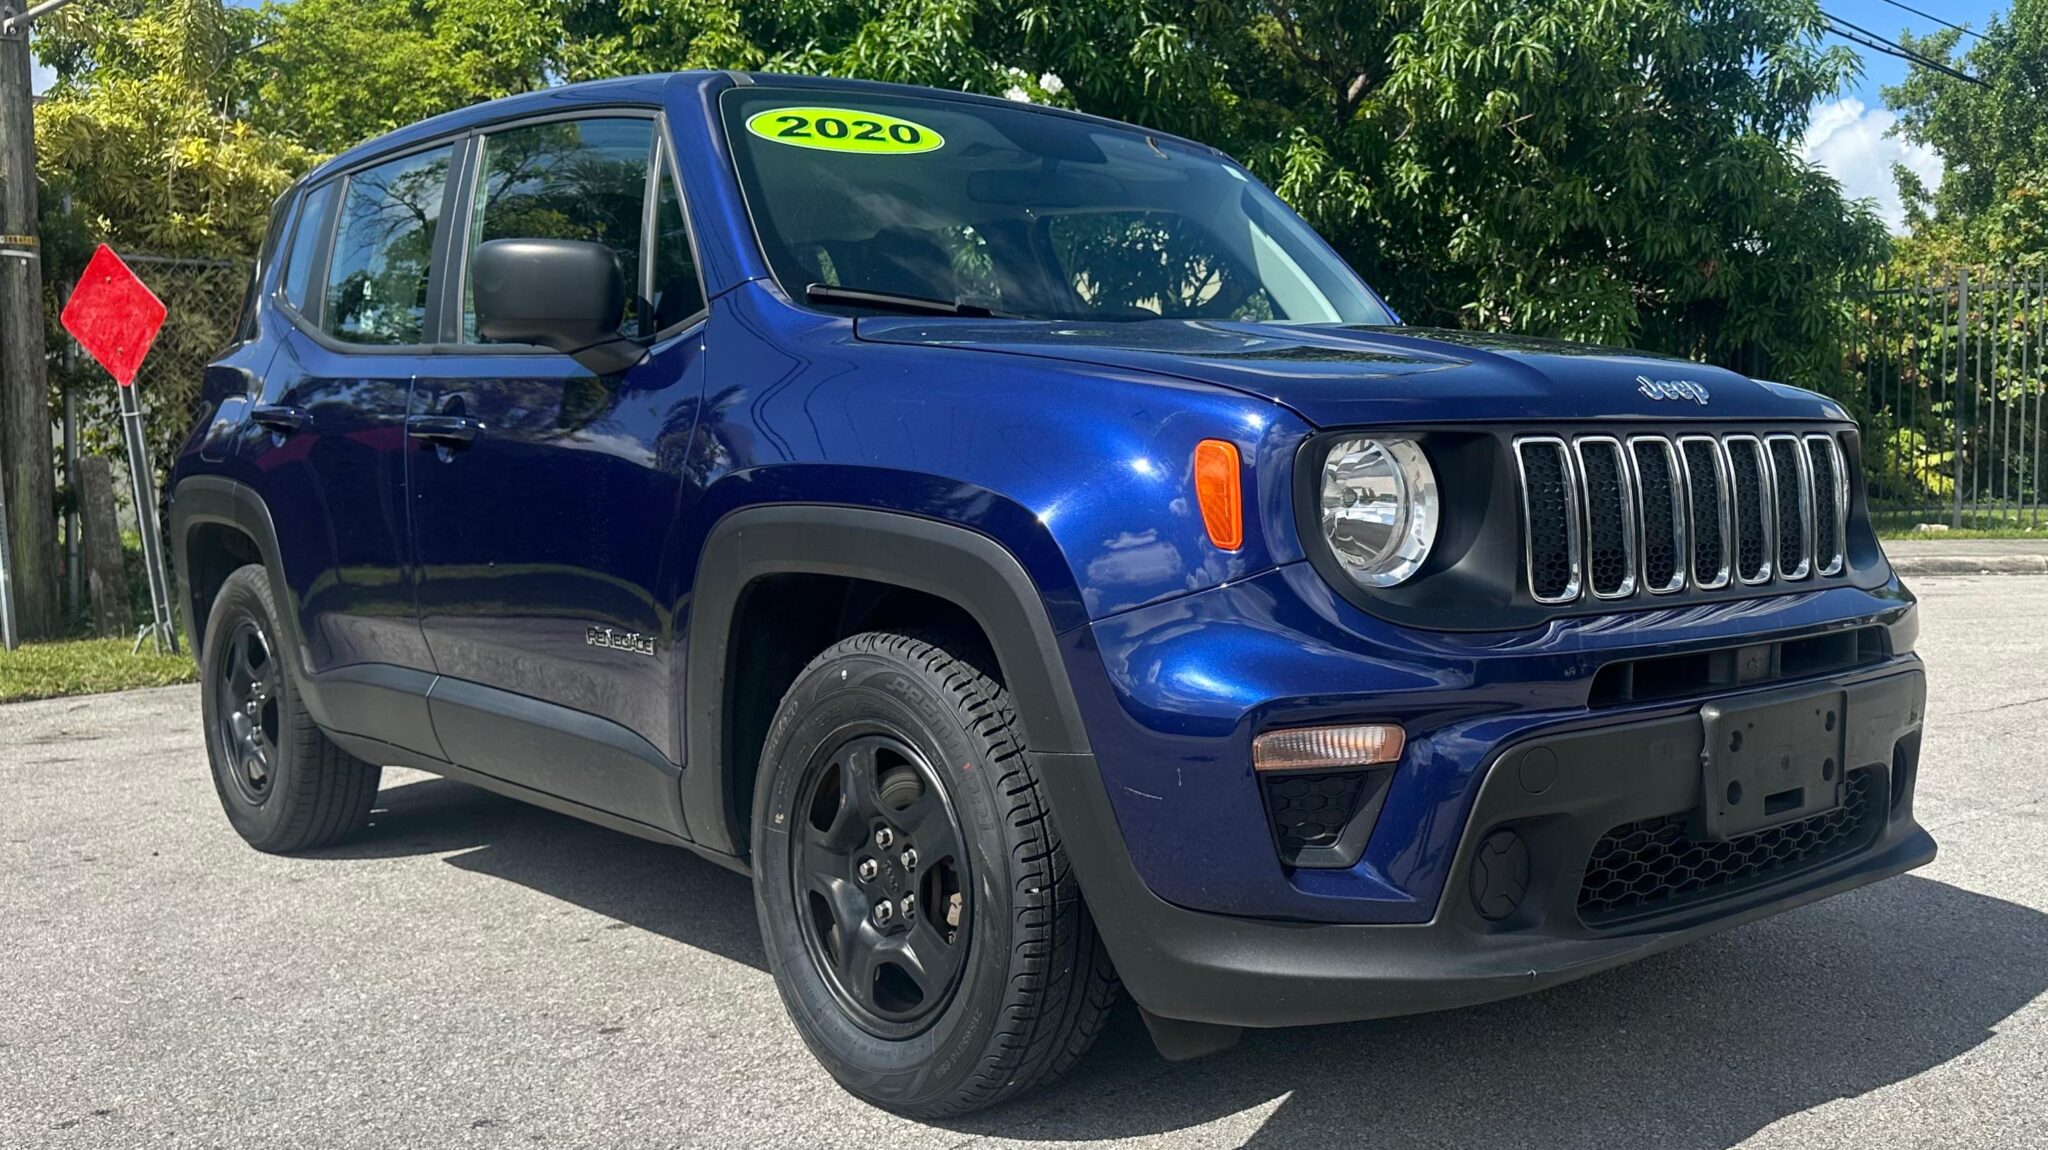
[1469,828,1531,921]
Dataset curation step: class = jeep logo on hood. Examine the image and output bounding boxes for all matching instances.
[1636,374,1711,405]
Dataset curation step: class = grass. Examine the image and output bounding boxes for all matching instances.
[1873,507,2048,540]
[0,634,197,704]
[0,531,196,704]
[1878,528,2048,540]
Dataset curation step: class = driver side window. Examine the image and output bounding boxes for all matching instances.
[462,116,704,342]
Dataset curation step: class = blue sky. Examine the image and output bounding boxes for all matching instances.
[28,1,2007,230]
[1805,0,2005,229]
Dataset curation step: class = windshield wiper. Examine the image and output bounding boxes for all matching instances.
[805,283,1006,318]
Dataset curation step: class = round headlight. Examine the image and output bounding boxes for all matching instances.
[1319,437,1438,587]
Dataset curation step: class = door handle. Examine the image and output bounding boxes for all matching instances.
[406,414,481,445]
[250,404,308,434]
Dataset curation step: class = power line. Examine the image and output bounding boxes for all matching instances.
[1822,13,1989,88]
[1875,0,1986,44]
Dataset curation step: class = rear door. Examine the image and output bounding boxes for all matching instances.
[251,142,459,755]
[407,112,711,827]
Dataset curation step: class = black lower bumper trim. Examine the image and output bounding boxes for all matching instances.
[1044,665,1933,1030]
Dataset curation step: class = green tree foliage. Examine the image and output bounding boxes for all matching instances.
[36,0,1887,399]
[32,0,317,481]
[553,0,1888,388]
[33,0,314,256]
[1887,0,2048,268]
[246,0,559,155]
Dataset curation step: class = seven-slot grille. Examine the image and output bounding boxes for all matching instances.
[1515,431,1849,605]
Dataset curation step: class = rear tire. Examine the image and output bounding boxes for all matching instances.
[199,564,381,852]
[752,630,1120,1117]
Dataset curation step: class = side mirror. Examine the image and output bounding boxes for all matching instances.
[471,238,647,374]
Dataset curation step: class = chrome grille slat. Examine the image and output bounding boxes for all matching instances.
[1514,437,1582,604]
[1724,435,1775,585]
[1574,437,1637,599]
[1805,434,1847,576]
[1516,428,1852,605]
[1678,435,1732,590]
[1629,436,1686,594]
[1766,434,1813,581]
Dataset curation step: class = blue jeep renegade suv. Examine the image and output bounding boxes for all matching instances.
[171,72,1934,1116]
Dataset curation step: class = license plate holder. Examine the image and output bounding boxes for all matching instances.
[1698,686,1848,841]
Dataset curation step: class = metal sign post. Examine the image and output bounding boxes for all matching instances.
[58,244,176,653]
[117,382,176,653]
[0,446,16,650]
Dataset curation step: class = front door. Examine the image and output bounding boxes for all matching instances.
[407,113,711,826]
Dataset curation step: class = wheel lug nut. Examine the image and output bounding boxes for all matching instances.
[901,894,917,920]
[872,900,895,925]
[856,858,879,882]
[900,848,917,870]
[874,827,894,849]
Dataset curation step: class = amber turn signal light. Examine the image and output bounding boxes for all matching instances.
[1252,723,1406,772]
[1193,438,1243,551]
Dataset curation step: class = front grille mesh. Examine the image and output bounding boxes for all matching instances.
[1578,440,1633,597]
[1807,436,1844,574]
[1768,437,1810,579]
[1578,768,1881,926]
[1727,438,1771,582]
[1519,430,1849,604]
[1631,440,1683,592]
[1680,439,1728,585]
[1517,440,1578,602]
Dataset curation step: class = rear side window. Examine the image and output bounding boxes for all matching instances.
[279,182,335,315]
[324,145,454,345]
[235,194,294,341]
[463,117,655,341]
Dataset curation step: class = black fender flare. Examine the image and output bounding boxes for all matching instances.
[682,504,1095,858]
[167,475,300,672]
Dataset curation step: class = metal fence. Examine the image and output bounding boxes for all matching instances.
[52,253,251,476]
[35,252,2048,542]
[1848,268,2048,532]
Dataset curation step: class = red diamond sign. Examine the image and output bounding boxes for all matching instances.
[60,245,168,388]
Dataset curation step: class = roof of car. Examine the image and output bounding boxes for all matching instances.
[302,70,1220,186]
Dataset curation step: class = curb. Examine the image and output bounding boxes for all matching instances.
[1889,555,2048,576]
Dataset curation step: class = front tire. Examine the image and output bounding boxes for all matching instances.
[199,564,381,852]
[752,631,1119,1117]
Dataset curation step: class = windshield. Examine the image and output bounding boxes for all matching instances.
[721,88,1394,325]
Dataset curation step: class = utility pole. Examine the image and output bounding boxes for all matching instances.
[0,0,75,645]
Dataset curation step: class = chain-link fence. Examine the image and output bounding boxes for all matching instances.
[51,253,252,481]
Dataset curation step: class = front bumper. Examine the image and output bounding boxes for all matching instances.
[1045,665,1931,1029]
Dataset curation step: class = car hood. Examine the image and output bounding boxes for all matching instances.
[854,319,1845,427]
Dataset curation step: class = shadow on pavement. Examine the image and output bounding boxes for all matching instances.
[955,873,2046,1147]
[315,773,766,971]
[320,776,2043,1148]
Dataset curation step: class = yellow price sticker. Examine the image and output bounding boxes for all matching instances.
[745,107,945,155]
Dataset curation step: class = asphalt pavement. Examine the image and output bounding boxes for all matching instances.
[3,575,2045,1148]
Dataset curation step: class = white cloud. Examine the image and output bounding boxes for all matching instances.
[1801,98,1943,234]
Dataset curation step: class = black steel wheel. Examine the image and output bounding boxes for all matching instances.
[752,630,1119,1117]
[791,730,972,1035]
[214,618,281,806]
[200,564,381,852]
